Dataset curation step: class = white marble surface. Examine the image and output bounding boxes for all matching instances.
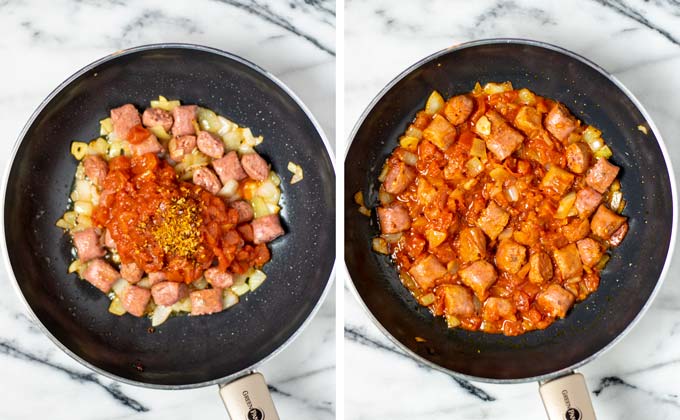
[0,1,335,419]
[344,1,680,419]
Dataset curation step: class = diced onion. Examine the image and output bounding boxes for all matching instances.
[150,95,180,111]
[241,128,263,147]
[248,269,267,291]
[518,88,536,105]
[171,297,192,312]
[402,151,418,166]
[425,90,445,115]
[475,116,491,136]
[192,277,208,290]
[268,171,281,187]
[595,254,611,270]
[108,297,126,316]
[358,206,371,217]
[74,200,93,216]
[610,191,623,211]
[372,237,388,254]
[405,125,423,139]
[197,107,221,133]
[419,293,436,306]
[111,278,129,297]
[148,125,171,141]
[99,118,113,136]
[231,283,250,296]
[582,126,604,152]
[465,157,484,177]
[489,167,511,182]
[379,190,394,205]
[483,81,513,95]
[354,191,365,206]
[88,138,108,156]
[446,315,461,328]
[76,214,93,230]
[222,131,243,151]
[425,229,447,248]
[556,192,577,219]
[218,116,238,136]
[136,277,152,289]
[222,289,240,309]
[470,138,487,160]
[151,305,173,327]
[594,145,612,159]
[68,260,81,274]
[498,227,514,241]
[251,196,271,218]
[447,261,459,274]
[71,142,88,160]
[382,232,402,244]
[287,161,304,184]
[400,136,420,152]
[256,180,280,204]
[504,185,519,202]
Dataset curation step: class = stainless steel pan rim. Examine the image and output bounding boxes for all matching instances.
[343,37,678,384]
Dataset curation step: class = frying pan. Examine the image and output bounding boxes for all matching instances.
[2,44,335,419]
[344,38,676,419]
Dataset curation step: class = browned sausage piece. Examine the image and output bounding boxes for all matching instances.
[408,255,447,291]
[553,243,583,279]
[241,152,269,181]
[576,238,603,267]
[212,151,247,184]
[377,204,411,234]
[484,111,524,161]
[528,251,553,284]
[172,105,198,136]
[476,201,510,241]
[561,218,590,242]
[575,188,602,218]
[251,214,285,244]
[148,272,167,286]
[459,260,497,300]
[129,134,163,156]
[231,200,254,224]
[423,114,457,151]
[238,224,255,243]
[190,289,223,315]
[83,155,108,188]
[585,158,620,193]
[110,104,141,139]
[495,239,526,274]
[536,284,575,318]
[607,222,628,247]
[514,106,543,135]
[121,285,151,317]
[72,228,106,262]
[142,108,173,131]
[151,281,188,306]
[590,204,626,240]
[120,261,143,284]
[204,267,234,288]
[197,131,225,159]
[443,95,474,126]
[383,160,416,195]
[566,142,591,174]
[103,228,116,249]
[82,259,120,293]
[192,167,222,195]
[457,227,487,263]
[439,284,476,317]
[544,103,577,142]
[168,135,196,161]
[483,297,517,322]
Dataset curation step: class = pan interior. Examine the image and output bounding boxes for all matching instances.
[5,46,335,387]
[344,41,673,381]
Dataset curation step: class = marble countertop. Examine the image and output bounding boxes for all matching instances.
[344,1,680,419]
[0,1,335,419]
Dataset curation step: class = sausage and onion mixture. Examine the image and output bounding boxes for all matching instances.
[366,82,628,336]
[57,97,290,326]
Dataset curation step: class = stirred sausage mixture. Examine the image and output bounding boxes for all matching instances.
[369,82,628,336]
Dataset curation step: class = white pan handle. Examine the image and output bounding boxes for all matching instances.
[539,372,596,420]
[219,372,280,420]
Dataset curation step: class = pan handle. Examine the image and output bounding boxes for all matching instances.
[539,372,596,420]
[219,371,280,420]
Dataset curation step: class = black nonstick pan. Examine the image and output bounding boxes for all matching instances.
[344,39,676,420]
[2,44,335,419]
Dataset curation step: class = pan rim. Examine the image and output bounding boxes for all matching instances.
[343,37,678,384]
[1,42,336,390]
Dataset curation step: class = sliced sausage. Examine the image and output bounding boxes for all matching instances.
[408,255,447,291]
[72,228,105,262]
[212,151,247,184]
[110,104,141,139]
[82,258,120,293]
[438,284,476,317]
[197,131,225,159]
[576,238,603,267]
[142,108,173,131]
[204,268,234,288]
[443,95,474,126]
[151,281,188,306]
[121,285,151,317]
[607,221,628,247]
[553,243,583,279]
[495,239,526,274]
[514,106,543,135]
[566,142,591,174]
[528,251,553,284]
[120,261,143,284]
[190,289,223,315]
[83,155,108,187]
[171,105,197,136]
[483,111,524,161]
[148,272,167,286]
[476,201,510,241]
[423,114,457,151]
[590,204,626,240]
[192,167,222,194]
[575,188,602,218]
[383,160,417,195]
[241,152,269,181]
[483,297,517,322]
[459,260,497,300]
[561,218,590,242]
[544,103,577,142]
[457,227,487,263]
[251,214,285,244]
[377,204,411,234]
[585,158,620,193]
[536,284,575,318]
[129,134,162,156]
[168,135,196,161]
[231,201,254,224]
[238,223,255,243]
